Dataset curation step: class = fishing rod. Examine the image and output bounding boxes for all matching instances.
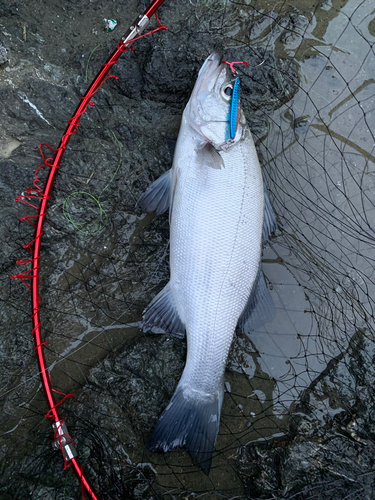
[12,0,168,498]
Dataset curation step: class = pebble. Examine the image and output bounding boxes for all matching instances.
[0,44,8,65]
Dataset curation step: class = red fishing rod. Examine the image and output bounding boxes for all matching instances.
[12,1,168,498]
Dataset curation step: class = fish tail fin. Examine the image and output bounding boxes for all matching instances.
[148,385,223,475]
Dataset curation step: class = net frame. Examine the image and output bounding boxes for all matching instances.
[10,1,168,497]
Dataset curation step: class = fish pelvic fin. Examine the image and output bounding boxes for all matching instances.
[136,169,171,214]
[148,384,224,475]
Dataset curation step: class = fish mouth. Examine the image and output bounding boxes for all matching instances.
[186,52,233,137]
[192,52,229,97]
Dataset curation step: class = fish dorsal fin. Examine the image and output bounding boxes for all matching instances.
[263,182,277,243]
[136,169,171,214]
[196,142,225,170]
[140,282,185,338]
[237,267,276,334]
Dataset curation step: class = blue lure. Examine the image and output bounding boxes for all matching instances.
[229,77,240,139]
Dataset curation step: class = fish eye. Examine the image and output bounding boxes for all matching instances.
[221,84,233,100]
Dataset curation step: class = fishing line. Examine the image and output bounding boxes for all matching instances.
[85,44,103,83]
[62,130,123,239]
[203,0,227,12]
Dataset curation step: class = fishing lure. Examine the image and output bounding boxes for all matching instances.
[222,60,247,140]
[229,77,240,139]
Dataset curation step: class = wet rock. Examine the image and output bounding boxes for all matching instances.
[0,44,7,65]
[83,335,186,435]
[234,330,375,498]
[63,335,186,498]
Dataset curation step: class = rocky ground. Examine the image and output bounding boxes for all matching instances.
[1,0,375,499]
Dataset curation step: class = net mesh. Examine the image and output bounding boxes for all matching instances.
[1,0,375,498]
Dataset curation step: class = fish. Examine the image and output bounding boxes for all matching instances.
[137,52,277,474]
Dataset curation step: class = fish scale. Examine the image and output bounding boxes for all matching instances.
[172,132,264,394]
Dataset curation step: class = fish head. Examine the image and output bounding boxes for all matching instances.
[186,52,243,149]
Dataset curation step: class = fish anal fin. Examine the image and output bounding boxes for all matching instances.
[136,169,171,214]
[140,282,185,338]
[238,267,276,334]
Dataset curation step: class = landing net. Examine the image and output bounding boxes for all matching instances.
[2,0,375,498]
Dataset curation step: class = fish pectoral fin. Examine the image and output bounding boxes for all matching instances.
[148,384,223,475]
[139,282,185,337]
[263,182,277,242]
[237,267,276,334]
[136,169,171,214]
[196,142,225,170]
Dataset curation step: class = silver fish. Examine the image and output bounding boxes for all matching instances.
[137,53,277,473]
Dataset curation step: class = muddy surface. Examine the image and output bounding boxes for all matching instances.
[1,0,375,499]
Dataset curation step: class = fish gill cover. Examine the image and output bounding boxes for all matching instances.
[0,0,375,499]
